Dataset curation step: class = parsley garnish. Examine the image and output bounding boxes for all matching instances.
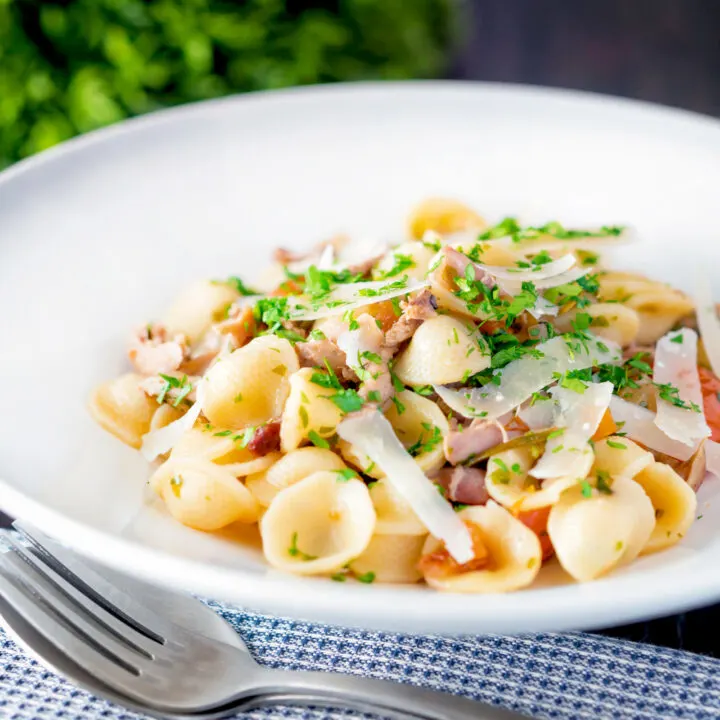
[407,423,443,456]
[606,440,627,450]
[288,532,318,561]
[355,571,376,584]
[309,328,326,341]
[335,468,359,482]
[378,253,415,279]
[329,388,364,413]
[654,382,701,412]
[308,430,330,449]
[579,479,593,498]
[670,334,684,344]
[224,276,258,296]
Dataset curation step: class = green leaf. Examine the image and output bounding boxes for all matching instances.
[308,430,330,449]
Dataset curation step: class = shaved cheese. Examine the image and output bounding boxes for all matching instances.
[527,296,559,319]
[289,278,429,321]
[141,380,207,461]
[337,411,473,563]
[316,244,335,270]
[334,238,387,271]
[530,382,613,479]
[499,266,590,294]
[474,254,577,282]
[608,395,695,461]
[695,274,720,379]
[484,226,635,252]
[707,440,720,479]
[518,399,558,429]
[653,328,710,447]
[337,314,384,371]
[434,334,621,420]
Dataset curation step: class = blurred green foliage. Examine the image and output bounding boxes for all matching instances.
[0,0,455,168]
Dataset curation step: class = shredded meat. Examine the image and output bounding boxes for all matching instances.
[216,305,256,347]
[247,422,281,455]
[443,419,507,465]
[296,339,357,382]
[432,466,489,506]
[384,289,438,350]
[128,324,188,376]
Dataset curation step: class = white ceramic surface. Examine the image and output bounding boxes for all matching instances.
[1,82,720,635]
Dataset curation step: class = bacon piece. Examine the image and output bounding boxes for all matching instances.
[247,422,281,455]
[295,338,357,383]
[128,323,188,376]
[433,466,489,506]
[384,289,438,350]
[516,507,554,561]
[443,419,507,465]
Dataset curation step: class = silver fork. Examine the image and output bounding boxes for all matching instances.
[0,522,526,720]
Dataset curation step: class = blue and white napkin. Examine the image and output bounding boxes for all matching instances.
[1,598,719,720]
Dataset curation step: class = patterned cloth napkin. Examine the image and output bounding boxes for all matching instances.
[2,599,719,720]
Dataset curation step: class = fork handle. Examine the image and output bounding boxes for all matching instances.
[252,669,526,720]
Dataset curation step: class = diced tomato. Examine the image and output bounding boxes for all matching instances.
[517,507,554,561]
[592,409,618,442]
[417,521,491,579]
[271,278,304,296]
[365,300,398,333]
[698,366,720,442]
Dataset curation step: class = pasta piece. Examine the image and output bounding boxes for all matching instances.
[245,471,280,507]
[222,452,281,478]
[597,272,694,345]
[633,462,697,554]
[420,503,541,593]
[552,303,640,348]
[547,476,655,582]
[163,280,239,344]
[592,436,654,480]
[485,446,578,512]
[266,447,347,489]
[260,471,375,575]
[279,368,345,452]
[150,458,260,531]
[349,533,426,584]
[149,403,184,432]
[203,335,298,429]
[408,198,486,239]
[369,478,427,535]
[88,374,159,449]
[375,242,437,281]
[393,315,491,386]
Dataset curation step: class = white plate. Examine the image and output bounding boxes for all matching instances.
[1,82,720,635]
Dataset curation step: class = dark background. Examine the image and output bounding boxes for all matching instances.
[3,0,720,655]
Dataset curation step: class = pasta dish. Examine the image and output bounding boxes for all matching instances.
[89,198,720,592]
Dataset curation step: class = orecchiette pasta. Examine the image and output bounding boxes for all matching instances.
[280,368,345,452]
[420,503,542,593]
[260,471,375,575]
[485,445,581,512]
[88,373,159,449]
[150,458,260,531]
[92,198,716,594]
[163,280,239,344]
[633,462,697,554]
[408,197,486,239]
[349,533,426,584]
[547,477,655,582]
[203,335,298,429]
[393,315,491,386]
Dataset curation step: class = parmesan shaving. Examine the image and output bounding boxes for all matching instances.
[695,274,720,379]
[475,254,577,282]
[653,328,710,447]
[518,399,558,429]
[289,278,429,321]
[337,410,473,563]
[706,440,720,479]
[141,379,207,461]
[608,395,695,461]
[434,334,621,420]
[530,382,613,479]
[336,315,384,371]
[499,266,590,294]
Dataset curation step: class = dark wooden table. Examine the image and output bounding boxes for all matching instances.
[3,0,720,657]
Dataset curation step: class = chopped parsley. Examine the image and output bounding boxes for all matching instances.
[223,276,258,296]
[309,328,326,341]
[335,468,360,482]
[355,571,376,584]
[288,532,317,561]
[606,440,627,450]
[407,423,443,456]
[156,373,193,407]
[579,479,593,498]
[378,253,415,279]
[329,388,364,413]
[654,382,701,412]
[595,470,613,495]
[233,393,243,403]
[670,334,684,344]
[367,390,382,403]
[308,430,330,449]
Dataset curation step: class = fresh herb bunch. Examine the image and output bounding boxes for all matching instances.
[0,0,456,168]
